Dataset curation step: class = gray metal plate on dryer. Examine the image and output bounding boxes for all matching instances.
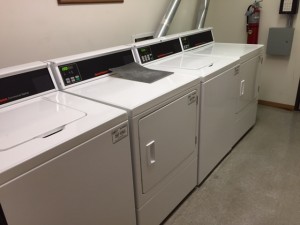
[110,62,173,83]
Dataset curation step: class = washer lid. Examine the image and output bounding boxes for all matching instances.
[0,98,86,151]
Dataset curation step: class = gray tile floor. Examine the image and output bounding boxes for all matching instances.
[163,105,300,225]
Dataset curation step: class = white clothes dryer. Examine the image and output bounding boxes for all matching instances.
[132,37,241,184]
[179,28,264,145]
[0,62,136,225]
[49,46,200,225]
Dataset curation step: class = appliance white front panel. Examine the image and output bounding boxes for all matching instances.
[187,42,263,152]
[138,157,197,225]
[0,122,136,225]
[139,91,198,193]
[199,67,237,183]
[233,100,258,144]
[129,85,199,225]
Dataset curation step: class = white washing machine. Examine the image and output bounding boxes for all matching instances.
[178,28,264,145]
[0,62,136,225]
[132,36,240,184]
[49,46,200,225]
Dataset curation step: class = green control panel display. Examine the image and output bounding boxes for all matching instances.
[59,63,82,85]
[138,47,154,63]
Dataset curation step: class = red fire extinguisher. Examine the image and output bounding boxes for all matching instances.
[246,0,262,44]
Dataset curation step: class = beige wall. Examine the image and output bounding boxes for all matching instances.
[0,0,198,68]
[206,0,300,106]
[168,0,199,34]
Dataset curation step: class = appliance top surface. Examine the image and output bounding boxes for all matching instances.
[147,54,239,82]
[49,44,199,116]
[188,43,264,61]
[65,72,200,116]
[0,61,127,150]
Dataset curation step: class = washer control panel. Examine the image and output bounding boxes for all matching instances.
[59,64,82,85]
[0,68,55,106]
[57,50,134,86]
[138,47,154,64]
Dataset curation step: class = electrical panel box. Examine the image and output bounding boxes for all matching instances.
[266,27,295,56]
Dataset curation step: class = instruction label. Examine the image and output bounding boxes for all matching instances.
[188,92,198,105]
[112,124,128,144]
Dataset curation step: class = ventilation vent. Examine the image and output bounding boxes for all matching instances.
[132,32,154,43]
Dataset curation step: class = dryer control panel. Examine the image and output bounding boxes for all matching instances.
[57,50,134,86]
[137,39,182,64]
[181,30,214,50]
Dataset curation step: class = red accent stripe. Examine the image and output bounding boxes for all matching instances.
[157,52,172,58]
[95,70,110,77]
[0,98,8,103]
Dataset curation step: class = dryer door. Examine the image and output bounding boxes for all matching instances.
[139,91,198,194]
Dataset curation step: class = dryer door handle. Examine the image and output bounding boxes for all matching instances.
[240,80,245,96]
[146,140,156,166]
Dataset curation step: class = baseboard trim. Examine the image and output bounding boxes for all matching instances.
[258,100,294,111]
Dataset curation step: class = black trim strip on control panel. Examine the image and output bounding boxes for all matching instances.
[0,204,8,225]
[58,50,134,86]
[181,30,214,50]
[0,68,55,106]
